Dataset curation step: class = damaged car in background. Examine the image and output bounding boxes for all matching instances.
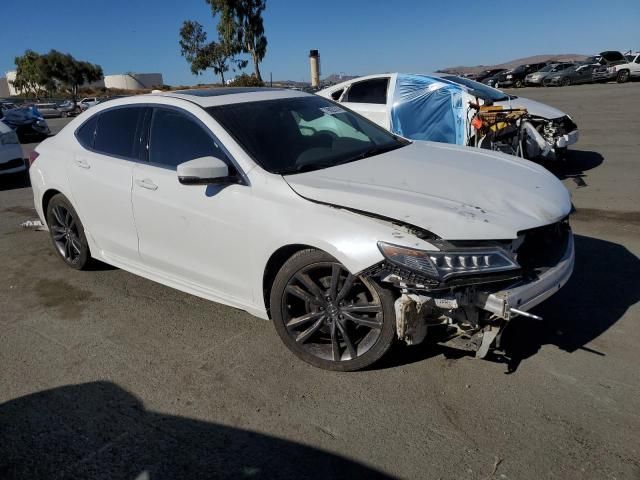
[30,88,574,371]
[318,73,579,160]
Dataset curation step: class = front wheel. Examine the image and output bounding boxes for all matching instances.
[514,79,523,88]
[561,78,571,87]
[46,194,91,270]
[270,249,396,371]
[617,70,629,83]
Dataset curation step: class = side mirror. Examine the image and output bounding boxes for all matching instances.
[177,156,234,185]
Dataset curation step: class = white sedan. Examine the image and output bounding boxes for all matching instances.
[0,120,26,175]
[30,88,574,370]
[318,73,579,159]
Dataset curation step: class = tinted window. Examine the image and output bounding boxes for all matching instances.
[330,88,344,101]
[208,96,406,175]
[76,115,98,149]
[149,108,226,169]
[94,107,145,159]
[344,78,389,104]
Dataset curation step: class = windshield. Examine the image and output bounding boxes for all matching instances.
[441,76,511,101]
[208,96,408,175]
[538,64,557,72]
[625,55,635,62]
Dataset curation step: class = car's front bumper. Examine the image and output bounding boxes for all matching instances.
[556,129,579,148]
[477,233,574,320]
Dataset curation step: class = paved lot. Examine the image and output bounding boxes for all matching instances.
[1,84,639,479]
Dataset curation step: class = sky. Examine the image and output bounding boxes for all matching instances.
[1,0,639,86]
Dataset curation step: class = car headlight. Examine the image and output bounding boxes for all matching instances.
[0,131,19,145]
[506,74,513,79]
[378,242,519,281]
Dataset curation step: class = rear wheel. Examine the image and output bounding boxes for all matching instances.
[270,249,396,371]
[46,194,91,270]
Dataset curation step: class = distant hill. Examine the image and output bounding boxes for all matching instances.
[438,54,589,75]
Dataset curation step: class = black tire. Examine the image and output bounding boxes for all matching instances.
[561,78,571,87]
[617,70,629,83]
[514,79,523,88]
[46,194,91,270]
[61,112,68,118]
[270,249,396,371]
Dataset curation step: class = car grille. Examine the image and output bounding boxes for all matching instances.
[0,158,25,171]
[516,220,570,271]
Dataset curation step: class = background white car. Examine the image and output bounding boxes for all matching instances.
[318,73,579,159]
[30,88,573,371]
[0,120,25,175]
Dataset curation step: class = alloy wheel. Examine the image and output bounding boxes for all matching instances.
[50,205,83,264]
[281,262,383,363]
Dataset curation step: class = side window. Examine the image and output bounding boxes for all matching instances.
[76,115,98,149]
[94,107,145,159]
[343,78,389,104]
[330,88,344,101]
[635,56,640,64]
[148,108,227,169]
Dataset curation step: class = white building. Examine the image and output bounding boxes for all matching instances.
[104,73,164,90]
[0,77,10,97]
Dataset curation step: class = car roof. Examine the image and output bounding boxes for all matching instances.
[151,87,310,107]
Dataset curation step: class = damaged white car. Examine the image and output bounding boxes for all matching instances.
[318,73,579,160]
[30,88,574,371]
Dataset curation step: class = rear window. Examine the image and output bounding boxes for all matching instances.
[343,78,389,104]
[76,115,98,149]
[94,107,145,159]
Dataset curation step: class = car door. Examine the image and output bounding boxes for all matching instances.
[339,77,390,128]
[576,65,593,84]
[131,106,251,300]
[67,106,147,262]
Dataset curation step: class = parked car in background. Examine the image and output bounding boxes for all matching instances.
[589,51,628,82]
[36,102,64,119]
[0,120,26,176]
[79,97,101,111]
[494,62,548,88]
[30,88,574,370]
[469,68,507,82]
[0,105,51,142]
[544,64,597,86]
[57,99,81,117]
[525,63,575,86]
[606,52,640,83]
[319,73,579,160]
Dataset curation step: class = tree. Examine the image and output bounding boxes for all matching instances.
[12,50,48,98]
[206,0,268,82]
[44,50,103,100]
[179,20,245,84]
[12,49,103,100]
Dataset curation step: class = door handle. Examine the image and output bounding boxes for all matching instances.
[135,179,158,191]
[74,159,90,169]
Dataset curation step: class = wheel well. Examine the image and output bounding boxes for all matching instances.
[262,244,314,319]
[41,189,62,222]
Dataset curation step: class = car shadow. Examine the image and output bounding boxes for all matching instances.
[497,234,640,372]
[0,170,30,192]
[375,234,639,373]
[0,381,393,480]
[540,149,604,188]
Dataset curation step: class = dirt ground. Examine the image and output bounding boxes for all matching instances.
[1,82,639,479]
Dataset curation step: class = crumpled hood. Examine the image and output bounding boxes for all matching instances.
[495,96,566,120]
[284,141,571,240]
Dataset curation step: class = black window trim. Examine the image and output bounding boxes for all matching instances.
[74,103,249,186]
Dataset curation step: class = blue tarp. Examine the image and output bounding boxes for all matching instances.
[390,74,466,145]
